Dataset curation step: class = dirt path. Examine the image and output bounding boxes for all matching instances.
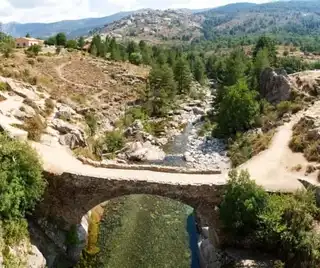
[55,62,97,90]
[240,101,320,190]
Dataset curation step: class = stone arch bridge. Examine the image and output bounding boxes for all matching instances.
[38,167,227,247]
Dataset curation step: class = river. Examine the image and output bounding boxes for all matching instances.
[77,195,200,268]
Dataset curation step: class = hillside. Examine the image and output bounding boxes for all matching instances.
[201,1,320,41]
[94,9,204,44]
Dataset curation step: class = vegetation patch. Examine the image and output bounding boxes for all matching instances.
[227,130,274,167]
[220,170,320,267]
[0,82,8,91]
[289,117,320,162]
[20,115,47,141]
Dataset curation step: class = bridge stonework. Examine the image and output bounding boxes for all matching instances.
[38,171,227,247]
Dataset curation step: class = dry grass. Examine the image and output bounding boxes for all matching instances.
[289,117,320,162]
[21,115,46,141]
[291,164,303,172]
[228,130,275,167]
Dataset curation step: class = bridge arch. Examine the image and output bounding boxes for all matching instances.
[38,171,226,247]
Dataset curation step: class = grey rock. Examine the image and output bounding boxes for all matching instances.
[27,245,46,268]
[125,141,165,162]
[193,106,206,115]
[59,132,86,149]
[56,104,76,121]
[259,68,293,104]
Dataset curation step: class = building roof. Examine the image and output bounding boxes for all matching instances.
[15,37,42,42]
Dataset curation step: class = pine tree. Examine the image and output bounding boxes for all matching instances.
[90,43,97,56]
[193,56,205,85]
[174,57,192,94]
[250,48,270,90]
[78,36,85,49]
[224,49,248,86]
[56,32,67,46]
[216,79,259,136]
[146,64,176,117]
[253,36,277,65]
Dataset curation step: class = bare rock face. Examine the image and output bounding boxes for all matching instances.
[52,119,86,149]
[27,245,47,268]
[259,68,293,104]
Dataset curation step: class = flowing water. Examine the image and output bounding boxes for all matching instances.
[77,195,200,268]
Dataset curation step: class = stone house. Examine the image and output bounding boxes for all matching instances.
[15,37,44,48]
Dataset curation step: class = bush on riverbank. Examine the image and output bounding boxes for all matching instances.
[220,170,320,267]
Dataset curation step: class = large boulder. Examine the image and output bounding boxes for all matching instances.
[125,141,166,162]
[259,68,293,104]
[59,132,86,149]
[56,104,76,121]
[27,245,46,268]
[52,119,86,149]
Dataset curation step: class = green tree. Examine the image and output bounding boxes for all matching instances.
[224,49,248,86]
[90,43,97,56]
[174,57,192,94]
[216,79,259,136]
[66,40,78,49]
[55,32,67,46]
[108,38,121,61]
[45,36,56,46]
[220,170,268,237]
[25,33,30,38]
[250,48,270,90]
[253,36,277,65]
[0,134,46,219]
[78,36,85,49]
[27,44,42,56]
[146,64,176,117]
[129,52,143,65]
[193,56,206,85]
[127,41,139,55]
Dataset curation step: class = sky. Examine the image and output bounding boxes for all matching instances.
[0,0,269,24]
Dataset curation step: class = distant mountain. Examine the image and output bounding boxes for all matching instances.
[3,11,134,39]
[201,0,320,41]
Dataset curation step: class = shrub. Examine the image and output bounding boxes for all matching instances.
[44,98,55,116]
[103,131,125,154]
[66,225,80,246]
[27,45,41,56]
[276,101,291,117]
[257,191,320,266]
[0,82,8,91]
[2,219,28,245]
[306,165,316,174]
[129,52,143,65]
[22,115,46,141]
[220,170,268,238]
[85,112,98,136]
[0,134,45,219]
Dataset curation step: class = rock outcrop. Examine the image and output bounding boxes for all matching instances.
[51,119,86,149]
[125,141,166,162]
[259,68,293,104]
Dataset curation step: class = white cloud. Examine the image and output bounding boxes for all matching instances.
[0,0,269,23]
